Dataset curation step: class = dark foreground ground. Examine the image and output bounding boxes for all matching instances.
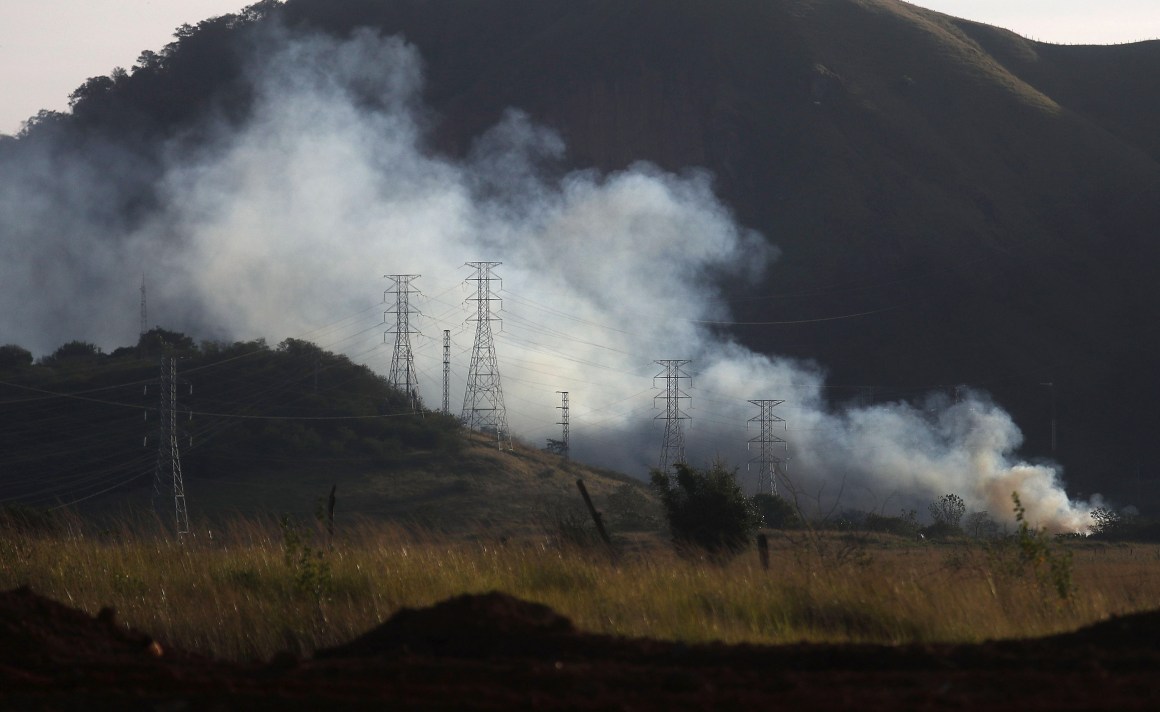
[2,586,1159,710]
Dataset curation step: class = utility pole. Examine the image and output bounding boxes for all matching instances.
[556,391,570,459]
[442,329,451,416]
[1040,381,1057,455]
[461,262,511,449]
[654,360,691,474]
[384,274,421,411]
[149,355,190,538]
[139,274,147,336]
[748,399,787,495]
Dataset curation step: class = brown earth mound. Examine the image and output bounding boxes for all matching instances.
[0,586,165,664]
[316,590,575,658]
[2,586,1160,710]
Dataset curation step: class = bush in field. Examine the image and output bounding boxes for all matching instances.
[987,492,1074,600]
[929,493,966,529]
[863,511,920,537]
[1089,506,1123,538]
[964,510,1001,539]
[924,493,965,538]
[650,461,760,558]
[753,492,799,529]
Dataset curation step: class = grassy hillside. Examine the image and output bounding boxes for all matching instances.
[0,330,648,534]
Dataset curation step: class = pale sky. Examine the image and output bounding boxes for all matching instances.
[1,0,1158,136]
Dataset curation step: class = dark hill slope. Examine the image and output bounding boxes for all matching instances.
[275,0,1160,497]
[6,0,1160,500]
[0,332,642,533]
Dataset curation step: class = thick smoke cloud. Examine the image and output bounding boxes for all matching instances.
[0,27,1098,531]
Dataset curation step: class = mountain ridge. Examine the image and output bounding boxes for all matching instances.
[3,0,1160,504]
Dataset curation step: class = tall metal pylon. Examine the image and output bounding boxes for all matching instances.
[442,329,451,416]
[139,274,147,336]
[654,360,691,474]
[461,262,511,449]
[150,355,189,538]
[747,399,787,495]
[384,274,421,411]
[556,391,570,460]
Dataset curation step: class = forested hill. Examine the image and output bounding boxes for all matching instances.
[0,331,460,510]
[3,0,1160,501]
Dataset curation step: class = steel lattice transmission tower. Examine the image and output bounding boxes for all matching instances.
[654,360,691,474]
[139,274,147,336]
[747,399,787,495]
[556,391,570,459]
[150,355,190,538]
[442,329,451,416]
[461,262,511,449]
[384,274,421,411]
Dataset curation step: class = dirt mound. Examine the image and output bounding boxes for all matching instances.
[0,586,164,666]
[316,591,576,658]
[4,587,1160,709]
[1046,609,1160,649]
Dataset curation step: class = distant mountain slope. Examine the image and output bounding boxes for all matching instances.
[4,0,1160,501]
[270,0,1160,498]
[0,331,643,531]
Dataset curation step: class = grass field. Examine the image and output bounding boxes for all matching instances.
[3,513,1160,661]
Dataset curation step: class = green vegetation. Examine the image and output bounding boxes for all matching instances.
[651,462,761,558]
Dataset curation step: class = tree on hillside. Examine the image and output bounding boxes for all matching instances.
[138,328,198,356]
[0,345,33,371]
[39,341,103,366]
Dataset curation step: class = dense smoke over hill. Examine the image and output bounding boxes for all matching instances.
[0,25,1097,530]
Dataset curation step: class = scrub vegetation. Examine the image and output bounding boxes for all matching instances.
[2,506,1158,661]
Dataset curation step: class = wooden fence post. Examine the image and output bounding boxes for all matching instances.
[757,532,770,571]
[576,479,616,559]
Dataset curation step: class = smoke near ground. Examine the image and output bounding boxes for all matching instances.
[0,27,1097,531]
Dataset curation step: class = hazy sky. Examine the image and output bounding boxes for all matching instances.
[1,0,1158,134]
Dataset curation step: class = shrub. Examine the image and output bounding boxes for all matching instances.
[1089,506,1123,538]
[863,511,919,537]
[650,461,760,558]
[753,493,800,529]
[928,493,965,532]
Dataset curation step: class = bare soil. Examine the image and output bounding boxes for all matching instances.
[2,586,1158,710]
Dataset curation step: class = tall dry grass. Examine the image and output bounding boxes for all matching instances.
[2,513,1159,660]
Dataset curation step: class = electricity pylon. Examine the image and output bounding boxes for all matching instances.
[556,391,570,459]
[149,355,189,538]
[747,399,787,495]
[461,262,511,449]
[442,329,451,416]
[139,274,147,336]
[654,360,691,474]
[384,274,421,411]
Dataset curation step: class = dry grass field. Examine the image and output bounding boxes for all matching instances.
[3,513,1159,661]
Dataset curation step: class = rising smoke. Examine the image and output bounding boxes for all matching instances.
[0,27,1098,531]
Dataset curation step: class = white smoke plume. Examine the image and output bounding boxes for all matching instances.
[0,27,1097,532]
